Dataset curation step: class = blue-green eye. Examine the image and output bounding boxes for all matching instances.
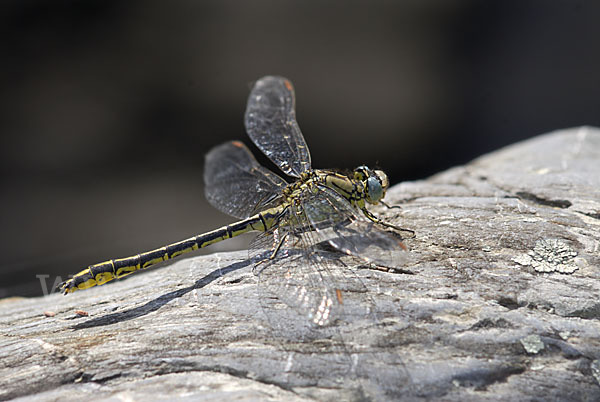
[367,176,383,202]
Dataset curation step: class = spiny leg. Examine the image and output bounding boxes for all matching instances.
[380,200,402,210]
[254,230,290,269]
[360,207,415,239]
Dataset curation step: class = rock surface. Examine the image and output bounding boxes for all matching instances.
[1,127,599,401]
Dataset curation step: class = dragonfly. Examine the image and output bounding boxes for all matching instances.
[58,76,410,326]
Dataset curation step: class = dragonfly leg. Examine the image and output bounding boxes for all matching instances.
[254,231,289,271]
[361,207,415,238]
[269,231,289,259]
[380,200,402,210]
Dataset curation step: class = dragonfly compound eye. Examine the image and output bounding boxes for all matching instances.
[367,176,384,203]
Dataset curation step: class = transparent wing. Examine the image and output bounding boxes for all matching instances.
[204,141,288,219]
[249,185,413,392]
[250,210,373,386]
[249,208,342,327]
[303,185,409,269]
[244,76,311,177]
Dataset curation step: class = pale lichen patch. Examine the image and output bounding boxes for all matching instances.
[512,238,578,273]
[520,334,545,354]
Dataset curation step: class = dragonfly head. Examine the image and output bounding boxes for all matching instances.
[353,166,389,204]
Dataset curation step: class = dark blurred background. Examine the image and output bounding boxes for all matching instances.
[1,1,599,297]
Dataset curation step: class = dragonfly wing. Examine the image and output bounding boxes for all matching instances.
[250,208,344,327]
[303,185,409,270]
[250,210,378,387]
[252,196,414,392]
[244,76,311,178]
[204,141,288,219]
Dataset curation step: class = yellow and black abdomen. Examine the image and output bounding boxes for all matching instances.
[58,212,274,294]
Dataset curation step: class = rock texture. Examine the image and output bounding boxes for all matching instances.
[1,127,599,401]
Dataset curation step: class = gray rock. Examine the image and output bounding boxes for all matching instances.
[1,127,599,401]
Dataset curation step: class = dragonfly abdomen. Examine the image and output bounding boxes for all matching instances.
[59,213,272,294]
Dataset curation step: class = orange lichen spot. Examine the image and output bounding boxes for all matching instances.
[232,141,244,148]
[284,80,293,91]
[335,288,343,304]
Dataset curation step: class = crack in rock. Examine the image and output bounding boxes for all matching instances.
[516,191,572,209]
